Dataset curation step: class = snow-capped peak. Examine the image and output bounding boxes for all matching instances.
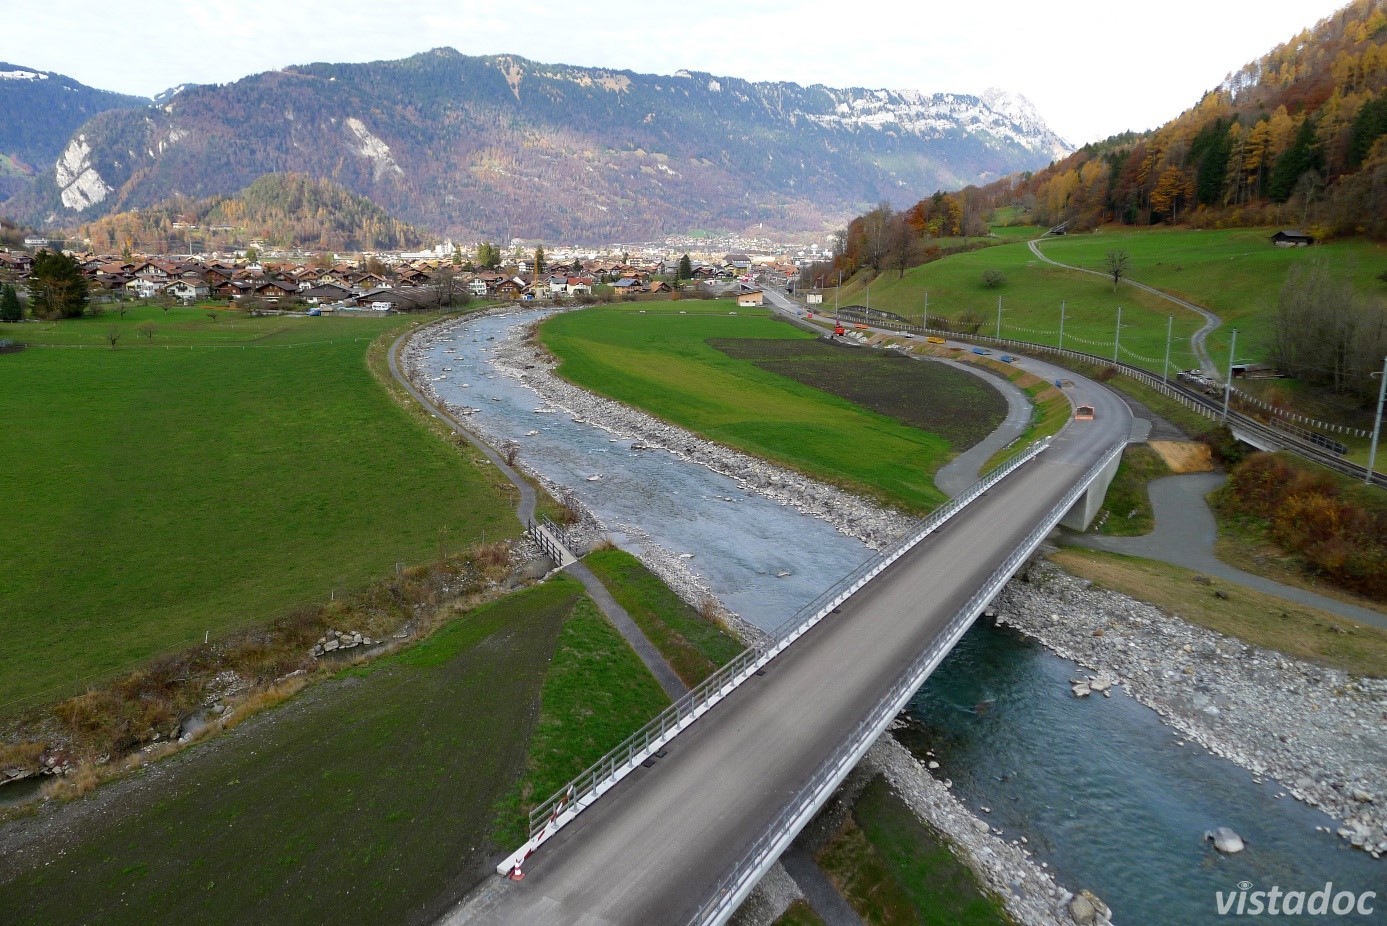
[803,86,1072,162]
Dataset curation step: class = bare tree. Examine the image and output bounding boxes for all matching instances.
[137,321,156,342]
[105,327,121,350]
[1104,250,1131,292]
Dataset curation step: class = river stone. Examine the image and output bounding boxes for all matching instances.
[1205,827,1245,853]
[1069,893,1097,925]
[323,640,339,652]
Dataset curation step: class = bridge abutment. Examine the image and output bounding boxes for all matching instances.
[1060,449,1124,531]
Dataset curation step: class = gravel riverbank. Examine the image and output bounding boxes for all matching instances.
[995,557,1387,858]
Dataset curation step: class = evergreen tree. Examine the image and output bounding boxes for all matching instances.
[678,253,693,280]
[29,251,88,320]
[1268,118,1322,204]
[0,283,21,322]
[534,244,546,276]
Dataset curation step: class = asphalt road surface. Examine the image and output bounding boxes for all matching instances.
[449,301,1131,925]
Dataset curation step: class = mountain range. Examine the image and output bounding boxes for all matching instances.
[0,63,145,202]
[0,49,1070,242]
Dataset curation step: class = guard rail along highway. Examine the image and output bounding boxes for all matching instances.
[836,315,1384,489]
[497,435,1055,877]
[689,434,1129,926]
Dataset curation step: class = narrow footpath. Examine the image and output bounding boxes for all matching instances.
[1063,471,1387,631]
[388,320,688,700]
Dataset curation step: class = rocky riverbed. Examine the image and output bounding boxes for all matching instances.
[995,557,1387,858]
[485,317,916,549]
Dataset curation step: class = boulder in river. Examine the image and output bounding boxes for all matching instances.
[1069,889,1109,925]
[1204,827,1245,853]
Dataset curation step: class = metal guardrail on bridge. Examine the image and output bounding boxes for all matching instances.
[689,436,1129,926]
[498,435,1056,876]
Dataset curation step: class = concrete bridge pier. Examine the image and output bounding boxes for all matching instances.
[1059,449,1124,531]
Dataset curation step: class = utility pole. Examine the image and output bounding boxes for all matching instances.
[1222,328,1239,421]
[1113,306,1122,363]
[834,270,841,315]
[1367,355,1387,485]
[923,290,928,330]
[1163,314,1173,382]
[1059,300,1066,351]
[996,296,1002,338]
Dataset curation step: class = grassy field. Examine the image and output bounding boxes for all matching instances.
[710,338,1006,452]
[492,585,671,846]
[0,581,581,925]
[1049,548,1387,677]
[816,776,1011,925]
[1036,227,1387,363]
[582,548,744,686]
[0,305,517,712]
[829,227,1387,373]
[541,300,1012,512]
[830,242,1208,374]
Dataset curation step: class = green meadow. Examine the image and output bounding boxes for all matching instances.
[540,300,1007,513]
[0,306,516,711]
[832,240,1208,373]
[1036,227,1387,361]
[830,226,1386,371]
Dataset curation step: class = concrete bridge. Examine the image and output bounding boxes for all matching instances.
[446,306,1133,925]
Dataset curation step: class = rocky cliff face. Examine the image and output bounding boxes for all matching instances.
[12,49,1071,240]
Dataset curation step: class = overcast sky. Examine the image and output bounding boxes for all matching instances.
[7,0,1353,145]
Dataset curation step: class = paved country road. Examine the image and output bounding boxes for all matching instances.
[448,300,1132,925]
[1027,238,1223,377]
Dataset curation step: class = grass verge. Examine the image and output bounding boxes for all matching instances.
[492,589,673,847]
[582,548,744,686]
[816,776,1011,925]
[1049,548,1387,677]
[771,899,828,926]
[1095,445,1171,536]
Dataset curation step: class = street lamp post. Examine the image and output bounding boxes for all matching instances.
[1113,306,1122,363]
[996,296,1003,338]
[923,290,928,331]
[1059,300,1066,351]
[1222,328,1239,421]
[1367,355,1387,485]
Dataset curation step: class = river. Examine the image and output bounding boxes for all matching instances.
[416,310,1383,926]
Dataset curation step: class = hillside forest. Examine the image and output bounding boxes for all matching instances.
[77,173,429,254]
